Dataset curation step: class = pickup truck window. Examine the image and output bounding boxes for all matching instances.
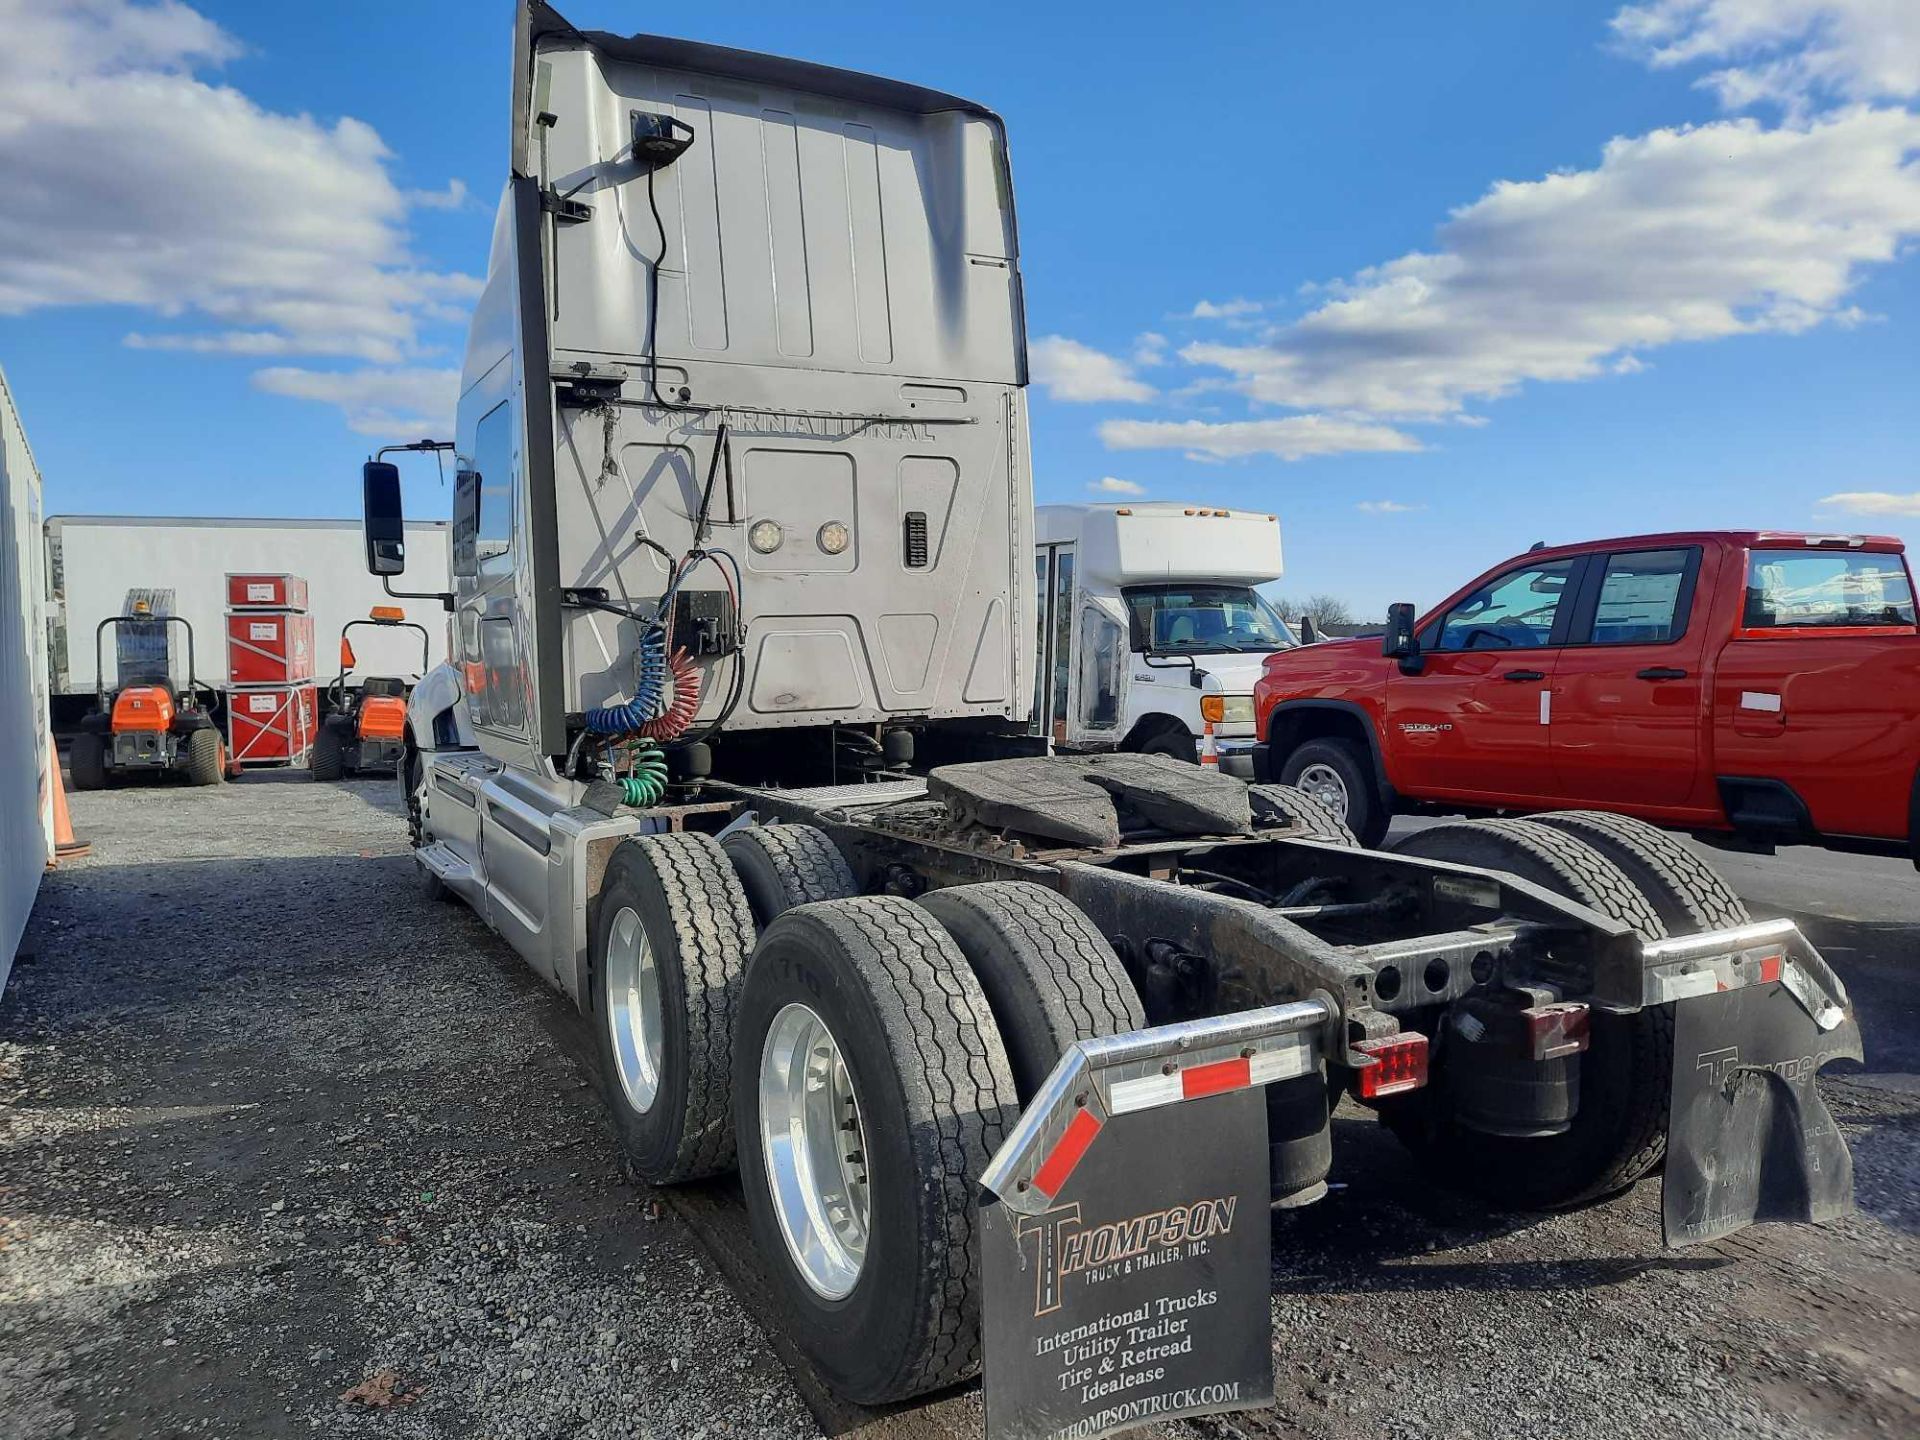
[1432,558,1575,651]
[1123,584,1297,655]
[1588,548,1691,645]
[1743,549,1916,630]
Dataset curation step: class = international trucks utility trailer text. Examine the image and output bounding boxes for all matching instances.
[369,7,1863,1434]
[1034,503,1294,776]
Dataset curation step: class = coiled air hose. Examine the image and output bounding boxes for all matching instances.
[584,629,670,735]
[616,740,670,807]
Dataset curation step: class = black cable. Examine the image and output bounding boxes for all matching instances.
[690,421,729,549]
[644,165,668,409]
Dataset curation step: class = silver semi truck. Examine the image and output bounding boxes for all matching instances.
[362,5,1863,1431]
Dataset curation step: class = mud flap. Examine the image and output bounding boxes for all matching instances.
[980,1090,1274,1440]
[1663,983,1863,1247]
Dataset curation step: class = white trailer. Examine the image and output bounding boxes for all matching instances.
[45,515,451,702]
[1034,503,1294,776]
[1,364,52,989]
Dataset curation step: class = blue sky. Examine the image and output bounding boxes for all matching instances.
[2,1,1916,617]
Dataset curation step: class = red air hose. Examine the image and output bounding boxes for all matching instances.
[635,648,701,741]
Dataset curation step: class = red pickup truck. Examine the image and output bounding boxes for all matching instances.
[1253,531,1920,857]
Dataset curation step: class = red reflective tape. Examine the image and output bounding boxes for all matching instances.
[1181,1055,1252,1100]
[1759,953,1784,984]
[1031,1108,1102,1198]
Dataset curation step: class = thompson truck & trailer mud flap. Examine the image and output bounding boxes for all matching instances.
[971,911,1859,1440]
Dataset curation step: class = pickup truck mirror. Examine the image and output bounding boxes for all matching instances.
[362,461,406,576]
[1297,614,1320,645]
[1382,602,1419,660]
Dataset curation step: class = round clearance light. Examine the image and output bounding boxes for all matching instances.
[817,520,851,555]
[749,520,784,554]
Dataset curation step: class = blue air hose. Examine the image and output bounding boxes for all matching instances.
[584,628,669,734]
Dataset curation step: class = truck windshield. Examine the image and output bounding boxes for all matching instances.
[1123,585,1298,654]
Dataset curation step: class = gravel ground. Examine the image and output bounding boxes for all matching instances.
[3,772,1916,1440]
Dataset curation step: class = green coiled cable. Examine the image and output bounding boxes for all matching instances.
[617,739,669,808]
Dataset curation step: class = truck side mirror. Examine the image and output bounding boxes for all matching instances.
[1297,614,1319,645]
[1382,602,1418,660]
[363,461,406,576]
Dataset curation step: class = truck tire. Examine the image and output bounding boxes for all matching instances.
[1392,818,1667,940]
[1278,737,1387,847]
[184,727,224,787]
[721,823,858,928]
[1383,818,1672,1209]
[1525,811,1749,934]
[917,882,1145,1101]
[1136,725,1197,763]
[69,733,107,791]
[733,896,1017,1404]
[1247,782,1360,847]
[590,833,756,1185]
[310,726,345,782]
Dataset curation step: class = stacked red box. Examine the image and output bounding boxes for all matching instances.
[225,611,315,684]
[227,684,317,766]
[227,573,311,611]
[224,571,314,767]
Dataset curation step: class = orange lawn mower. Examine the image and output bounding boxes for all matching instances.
[310,607,430,781]
[69,612,227,789]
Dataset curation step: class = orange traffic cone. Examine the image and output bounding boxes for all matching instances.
[49,748,91,865]
[1199,716,1219,768]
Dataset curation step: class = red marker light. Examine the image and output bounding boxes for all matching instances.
[1353,1033,1429,1098]
[1522,1003,1591,1061]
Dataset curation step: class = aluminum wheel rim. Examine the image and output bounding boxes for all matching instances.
[1296,762,1350,818]
[759,1002,870,1300]
[605,907,664,1115]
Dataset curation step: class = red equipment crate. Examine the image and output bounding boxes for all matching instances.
[226,611,315,684]
[226,684,317,767]
[226,573,310,611]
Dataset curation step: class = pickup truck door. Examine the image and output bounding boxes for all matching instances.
[1386,555,1579,801]
[1549,545,1711,811]
[1711,543,1919,841]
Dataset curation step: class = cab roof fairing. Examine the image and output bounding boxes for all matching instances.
[515,0,1005,181]
[508,1,1027,385]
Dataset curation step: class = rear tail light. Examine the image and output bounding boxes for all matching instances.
[1353,1033,1429,1098]
[1522,1003,1590,1061]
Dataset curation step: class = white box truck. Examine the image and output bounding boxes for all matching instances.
[44,515,451,711]
[1034,503,1294,776]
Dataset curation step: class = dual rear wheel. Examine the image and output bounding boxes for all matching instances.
[589,824,1141,1403]
[1383,811,1747,1208]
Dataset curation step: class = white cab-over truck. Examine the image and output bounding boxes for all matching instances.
[362,6,1862,1433]
[1035,503,1293,776]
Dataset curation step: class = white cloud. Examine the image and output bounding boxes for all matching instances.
[0,0,477,417]
[1029,335,1156,404]
[1357,499,1425,514]
[1612,1,1920,113]
[1099,416,1422,463]
[1817,489,1920,516]
[1191,298,1264,320]
[1178,109,1920,421]
[1088,476,1146,496]
[252,366,459,439]
[1131,332,1171,367]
